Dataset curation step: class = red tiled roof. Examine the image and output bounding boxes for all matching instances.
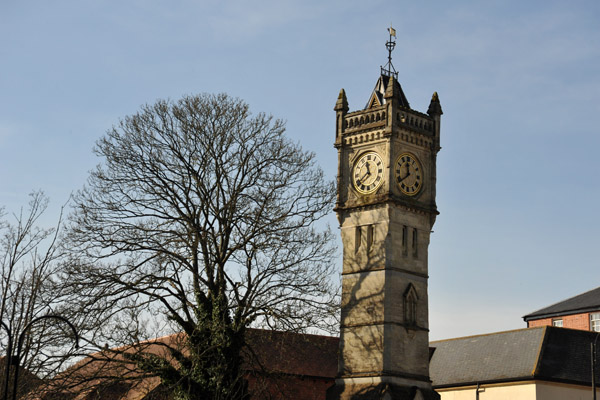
[245,329,338,378]
[31,329,338,400]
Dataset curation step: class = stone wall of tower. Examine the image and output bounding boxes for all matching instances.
[338,204,433,384]
[329,74,442,400]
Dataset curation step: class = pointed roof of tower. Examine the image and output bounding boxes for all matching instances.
[335,88,349,112]
[365,74,410,109]
[427,91,443,116]
[365,25,409,110]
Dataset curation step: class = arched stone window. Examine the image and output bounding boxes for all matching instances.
[404,283,419,327]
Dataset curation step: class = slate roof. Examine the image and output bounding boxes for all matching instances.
[429,326,599,388]
[523,286,600,320]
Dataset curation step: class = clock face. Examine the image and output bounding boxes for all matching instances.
[353,152,384,194]
[394,153,423,196]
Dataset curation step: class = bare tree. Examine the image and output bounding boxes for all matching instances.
[64,93,337,400]
[0,192,77,399]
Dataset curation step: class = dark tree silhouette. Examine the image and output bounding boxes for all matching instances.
[0,192,77,399]
[65,93,337,400]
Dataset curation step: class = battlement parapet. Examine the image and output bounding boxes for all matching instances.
[343,106,387,133]
[343,106,434,136]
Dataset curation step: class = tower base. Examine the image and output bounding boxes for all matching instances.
[326,381,440,400]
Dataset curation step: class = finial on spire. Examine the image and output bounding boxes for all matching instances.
[381,24,398,79]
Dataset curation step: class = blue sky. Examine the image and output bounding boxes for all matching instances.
[1,0,599,340]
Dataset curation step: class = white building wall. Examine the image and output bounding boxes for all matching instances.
[437,382,535,400]
[437,381,599,400]
[536,381,598,400]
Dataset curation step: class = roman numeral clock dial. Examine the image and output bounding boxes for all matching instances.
[353,152,384,195]
[395,153,423,196]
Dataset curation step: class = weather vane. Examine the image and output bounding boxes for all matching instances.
[381,24,398,79]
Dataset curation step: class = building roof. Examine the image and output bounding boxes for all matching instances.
[365,74,410,109]
[0,357,42,399]
[429,326,598,389]
[32,325,600,397]
[523,286,600,321]
[32,329,338,400]
[245,328,338,378]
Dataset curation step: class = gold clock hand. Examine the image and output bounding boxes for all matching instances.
[398,172,411,183]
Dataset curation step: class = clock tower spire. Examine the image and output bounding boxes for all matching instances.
[328,28,442,400]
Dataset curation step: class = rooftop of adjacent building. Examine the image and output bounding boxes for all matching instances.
[28,324,600,399]
[429,326,600,389]
[523,286,600,321]
[29,329,338,400]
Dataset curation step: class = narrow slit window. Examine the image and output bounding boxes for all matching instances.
[367,225,374,251]
[412,228,418,258]
[402,225,408,256]
[355,226,361,253]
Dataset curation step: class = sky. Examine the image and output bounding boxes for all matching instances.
[1,0,599,341]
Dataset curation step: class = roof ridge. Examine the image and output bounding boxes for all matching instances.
[430,326,543,344]
[246,327,338,340]
[531,326,548,377]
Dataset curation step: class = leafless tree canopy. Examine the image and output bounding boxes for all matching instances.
[65,93,337,399]
[0,192,77,398]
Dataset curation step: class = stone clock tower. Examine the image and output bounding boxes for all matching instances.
[327,29,442,400]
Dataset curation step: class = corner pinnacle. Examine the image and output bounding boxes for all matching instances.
[383,75,410,108]
[334,88,349,113]
[427,91,443,116]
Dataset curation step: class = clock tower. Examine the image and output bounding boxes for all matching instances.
[327,28,442,400]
